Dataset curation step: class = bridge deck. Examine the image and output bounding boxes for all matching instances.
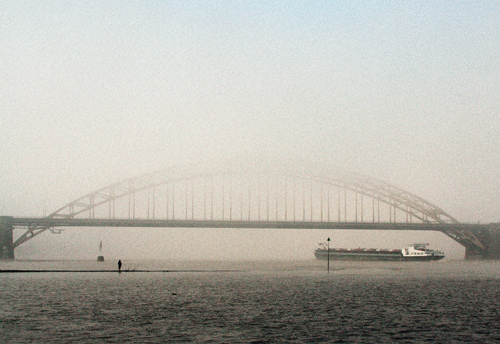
[12,217,489,231]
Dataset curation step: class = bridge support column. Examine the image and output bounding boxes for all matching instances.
[0,216,15,260]
[484,223,500,259]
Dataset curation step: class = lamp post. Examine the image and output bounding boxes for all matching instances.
[327,237,330,273]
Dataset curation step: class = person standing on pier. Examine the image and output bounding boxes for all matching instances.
[118,260,122,272]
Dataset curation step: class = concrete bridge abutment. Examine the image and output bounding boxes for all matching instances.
[484,223,500,259]
[0,216,14,260]
[464,223,500,260]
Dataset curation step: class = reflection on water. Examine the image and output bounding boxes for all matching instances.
[1,260,500,343]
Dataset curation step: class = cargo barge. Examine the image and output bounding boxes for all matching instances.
[314,243,445,261]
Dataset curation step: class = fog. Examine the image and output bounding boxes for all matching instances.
[1,1,499,260]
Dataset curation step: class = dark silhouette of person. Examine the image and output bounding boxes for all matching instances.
[118,260,122,272]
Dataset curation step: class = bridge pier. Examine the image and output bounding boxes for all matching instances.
[0,216,15,260]
[484,223,500,259]
[465,223,500,259]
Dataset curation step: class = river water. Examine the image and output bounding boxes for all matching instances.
[1,259,500,343]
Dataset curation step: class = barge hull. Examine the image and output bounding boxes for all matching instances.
[315,251,444,262]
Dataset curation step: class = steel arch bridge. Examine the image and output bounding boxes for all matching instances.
[8,162,493,259]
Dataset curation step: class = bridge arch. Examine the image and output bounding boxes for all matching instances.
[14,162,485,255]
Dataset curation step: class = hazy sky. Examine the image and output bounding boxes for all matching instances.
[1,1,499,259]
